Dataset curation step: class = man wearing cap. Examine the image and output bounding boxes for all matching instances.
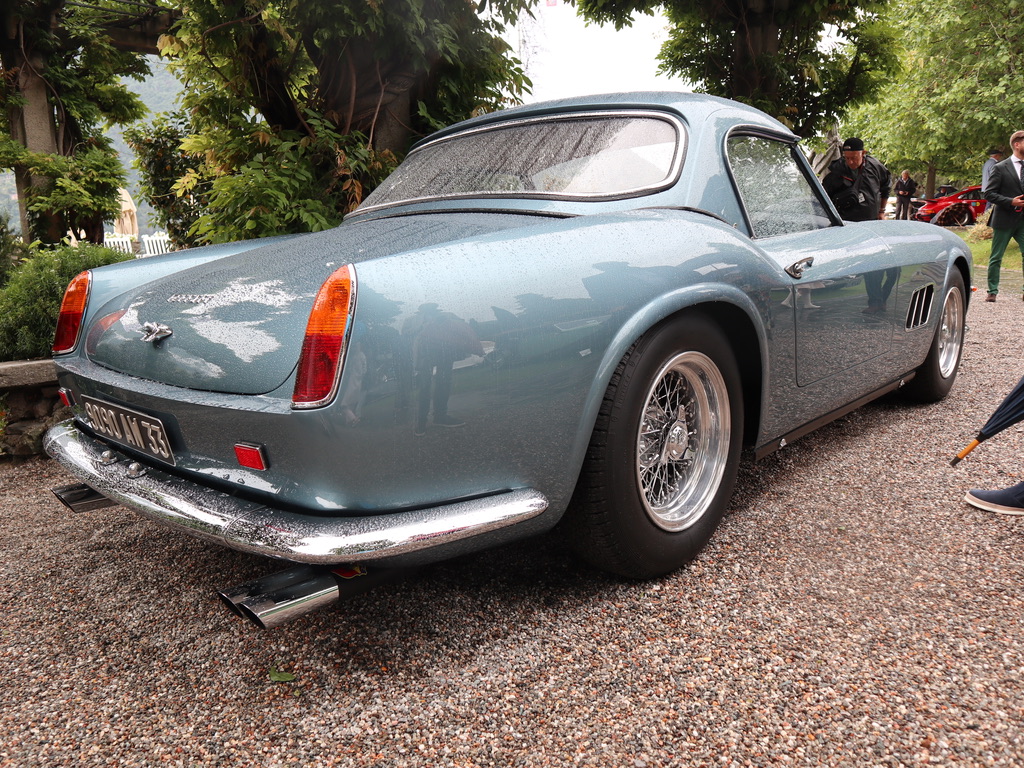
[822,137,892,223]
[982,130,1024,301]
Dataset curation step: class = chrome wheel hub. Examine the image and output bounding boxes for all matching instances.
[937,284,965,379]
[636,351,731,532]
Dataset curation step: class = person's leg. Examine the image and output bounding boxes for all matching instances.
[415,360,434,434]
[988,226,1012,296]
[1012,224,1024,298]
[431,362,462,427]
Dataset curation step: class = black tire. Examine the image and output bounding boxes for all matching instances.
[903,271,966,403]
[566,313,744,579]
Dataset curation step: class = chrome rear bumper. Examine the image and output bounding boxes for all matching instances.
[43,420,549,566]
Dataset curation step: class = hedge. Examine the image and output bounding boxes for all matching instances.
[0,244,133,362]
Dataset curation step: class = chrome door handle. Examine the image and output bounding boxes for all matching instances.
[786,256,815,279]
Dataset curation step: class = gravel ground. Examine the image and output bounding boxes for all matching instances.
[2,268,1024,767]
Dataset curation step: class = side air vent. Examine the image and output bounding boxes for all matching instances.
[906,284,935,330]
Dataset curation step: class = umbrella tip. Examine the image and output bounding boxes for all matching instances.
[950,456,962,467]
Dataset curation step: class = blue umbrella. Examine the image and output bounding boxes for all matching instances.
[952,374,1024,465]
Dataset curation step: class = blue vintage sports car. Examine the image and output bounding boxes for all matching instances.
[45,93,970,628]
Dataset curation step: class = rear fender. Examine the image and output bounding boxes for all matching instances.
[573,286,769,465]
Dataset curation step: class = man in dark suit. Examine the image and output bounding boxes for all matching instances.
[982,130,1024,301]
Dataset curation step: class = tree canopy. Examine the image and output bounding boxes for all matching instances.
[142,0,534,243]
[842,0,1024,191]
[0,0,151,243]
[575,0,899,137]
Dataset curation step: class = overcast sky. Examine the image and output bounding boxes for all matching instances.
[507,0,690,103]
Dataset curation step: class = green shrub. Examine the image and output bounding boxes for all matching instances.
[0,212,31,289]
[0,244,132,362]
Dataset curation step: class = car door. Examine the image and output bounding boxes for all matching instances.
[726,134,897,387]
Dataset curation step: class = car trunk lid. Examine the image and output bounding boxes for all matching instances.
[85,213,551,395]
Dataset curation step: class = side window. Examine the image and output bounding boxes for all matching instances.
[727,135,833,237]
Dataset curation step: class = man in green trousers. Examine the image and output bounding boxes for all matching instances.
[982,129,1024,301]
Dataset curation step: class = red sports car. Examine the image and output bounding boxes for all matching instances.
[914,185,987,226]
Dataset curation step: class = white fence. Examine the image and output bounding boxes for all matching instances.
[102,232,173,257]
[141,232,172,256]
[103,233,135,255]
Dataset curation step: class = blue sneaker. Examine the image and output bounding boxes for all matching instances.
[964,480,1024,515]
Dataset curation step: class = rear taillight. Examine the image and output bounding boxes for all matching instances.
[52,271,91,354]
[292,264,355,409]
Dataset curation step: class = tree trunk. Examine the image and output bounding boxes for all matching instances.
[308,35,430,156]
[2,2,66,242]
[728,0,782,105]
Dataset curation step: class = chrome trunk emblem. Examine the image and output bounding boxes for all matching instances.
[167,294,214,304]
[140,322,173,344]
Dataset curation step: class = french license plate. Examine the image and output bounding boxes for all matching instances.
[81,396,176,465]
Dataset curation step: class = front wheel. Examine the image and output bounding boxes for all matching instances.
[903,271,966,403]
[566,313,744,579]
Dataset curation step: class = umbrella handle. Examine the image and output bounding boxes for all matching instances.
[950,439,981,466]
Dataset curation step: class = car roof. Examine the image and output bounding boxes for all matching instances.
[412,92,798,150]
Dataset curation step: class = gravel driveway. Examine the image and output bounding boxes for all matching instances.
[2,270,1023,767]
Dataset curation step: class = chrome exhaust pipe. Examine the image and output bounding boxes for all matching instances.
[218,564,406,629]
[51,482,117,513]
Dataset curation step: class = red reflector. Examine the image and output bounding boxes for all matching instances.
[58,388,75,408]
[53,271,91,354]
[234,443,268,471]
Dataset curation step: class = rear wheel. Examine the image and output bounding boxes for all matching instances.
[567,313,743,578]
[903,271,966,402]
[936,204,973,227]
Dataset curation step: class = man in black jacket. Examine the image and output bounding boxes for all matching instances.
[893,170,917,220]
[982,130,1024,301]
[822,137,892,223]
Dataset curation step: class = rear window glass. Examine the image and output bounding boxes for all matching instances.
[359,114,683,211]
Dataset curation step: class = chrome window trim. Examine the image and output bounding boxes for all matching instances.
[352,110,687,216]
[722,128,841,239]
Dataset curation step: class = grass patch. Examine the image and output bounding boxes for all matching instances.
[954,223,1022,273]
[953,223,1024,294]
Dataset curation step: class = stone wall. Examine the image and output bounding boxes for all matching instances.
[0,359,69,457]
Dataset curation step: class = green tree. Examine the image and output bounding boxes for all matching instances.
[145,0,533,243]
[125,113,208,249]
[576,0,898,137]
[0,1,152,243]
[843,0,1024,195]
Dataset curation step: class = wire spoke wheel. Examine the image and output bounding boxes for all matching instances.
[636,351,730,532]
[566,313,743,578]
[903,271,966,403]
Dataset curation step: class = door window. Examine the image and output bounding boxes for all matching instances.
[727,135,833,237]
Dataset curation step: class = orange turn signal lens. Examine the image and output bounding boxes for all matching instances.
[292,265,355,408]
[53,271,91,354]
